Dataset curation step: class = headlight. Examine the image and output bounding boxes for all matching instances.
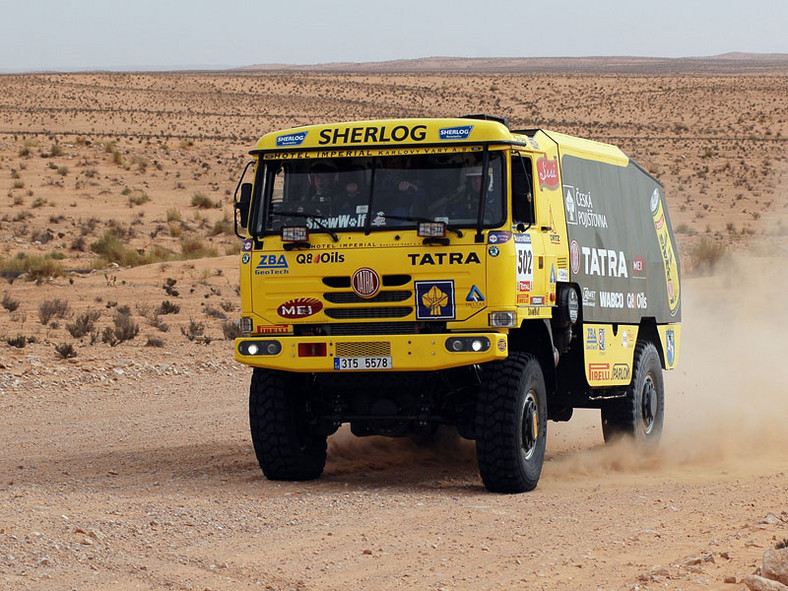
[445,336,491,353]
[238,340,282,356]
[489,311,517,328]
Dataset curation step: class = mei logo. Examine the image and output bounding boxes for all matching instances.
[438,125,473,140]
[255,254,289,275]
[276,132,308,147]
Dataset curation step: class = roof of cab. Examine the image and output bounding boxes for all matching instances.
[251,117,519,152]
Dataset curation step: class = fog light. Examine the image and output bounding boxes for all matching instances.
[239,340,281,356]
[247,343,259,355]
[445,336,490,353]
[471,339,484,352]
[489,311,517,328]
[449,338,464,352]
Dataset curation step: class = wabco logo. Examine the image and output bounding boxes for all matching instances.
[438,125,473,140]
[276,132,308,147]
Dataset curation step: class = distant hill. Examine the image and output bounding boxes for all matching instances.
[240,54,788,74]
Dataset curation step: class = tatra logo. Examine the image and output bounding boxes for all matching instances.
[318,125,427,145]
[351,267,380,299]
[536,156,559,190]
[580,247,628,278]
[277,298,322,319]
[407,252,481,265]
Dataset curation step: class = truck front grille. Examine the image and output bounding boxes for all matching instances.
[335,341,391,357]
[324,290,411,304]
[324,306,413,319]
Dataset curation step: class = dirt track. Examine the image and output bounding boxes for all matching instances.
[2,262,787,591]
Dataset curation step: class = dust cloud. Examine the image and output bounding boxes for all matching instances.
[325,254,788,482]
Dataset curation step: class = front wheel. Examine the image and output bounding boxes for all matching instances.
[601,340,665,447]
[249,368,327,481]
[475,352,548,493]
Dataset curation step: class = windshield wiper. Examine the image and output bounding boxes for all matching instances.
[270,209,339,242]
[376,214,464,238]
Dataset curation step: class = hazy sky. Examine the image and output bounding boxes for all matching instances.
[1,0,785,72]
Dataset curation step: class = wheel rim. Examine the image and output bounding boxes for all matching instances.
[640,375,657,435]
[520,390,539,460]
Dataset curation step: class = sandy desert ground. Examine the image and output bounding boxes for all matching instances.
[1,65,787,590]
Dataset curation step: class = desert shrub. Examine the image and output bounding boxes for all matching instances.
[163,278,179,297]
[166,208,182,222]
[55,343,77,359]
[180,238,218,260]
[66,309,101,338]
[49,143,64,157]
[39,298,70,325]
[31,197,48,208]
[56,166,69,177]
[210,214,233,236]
[222,320,242,340]
[12,180,24,189]
[2,292,20,312]
[127,189,150,206]
[688,238,727,275]
[204,305,226,320]
[0,253,64,281]
[181,317,205,341]
[7,334,28,348]
[776,538,788,550]
[191,192,215,209]
[145,336,165,348]
[101,308,139,346]
[157,300,180,315]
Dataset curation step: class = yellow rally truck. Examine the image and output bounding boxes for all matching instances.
[233,115,681,493]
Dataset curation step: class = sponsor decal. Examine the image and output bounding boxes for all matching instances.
[626,292,648,310]
[466,285,485,302]
[276,131,308,147]
[242,239,253,252]
[487,231,511,244]
[580,247,628,278]
[598,328,606,351]
[277,298,322,319]
[526,306,541,316]
[550,265,557,284]
[622,330,629,349]
[497,338,507,352]
[351,267,380,299]
[318,124,427,145]
[516,239,534,292]
[612,363,631,381]
[599,291,624,309]
[255,254,289,276]
[438,125,473,140]
[241,253,250,265]
[588,363,610,381]
[256,324,290,334]
[570,240,580,275]
[632,255,646,277]
[488,245,500,257]
[528,138,540,150]
[295,252,345,264]
[518,280,532,292]
[536,156,560,191]
[586,327,598,350]
[530,296,544,305]
[513,233,531,244]
[564,184,608,229]
[582,286,596,308]
[407,252,481,265]
[516,294,530,304]
[415,280,455,320]
[666,329,676,366]
[557,269,569,282]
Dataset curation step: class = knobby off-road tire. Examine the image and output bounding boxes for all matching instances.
[249,368,327,481]
[475,352,548,494]
[601,340,664,447]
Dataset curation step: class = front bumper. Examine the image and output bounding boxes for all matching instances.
[235,332,508,372]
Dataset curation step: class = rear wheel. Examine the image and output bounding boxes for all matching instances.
[601,340,664,447]
[249,368,327,481]
[475,352,547,493]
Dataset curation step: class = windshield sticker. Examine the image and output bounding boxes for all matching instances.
[415,280,455,320]
[276,132,308,147]
[438,125,473,140]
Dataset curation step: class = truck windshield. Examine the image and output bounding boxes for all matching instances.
[254,151,505,236]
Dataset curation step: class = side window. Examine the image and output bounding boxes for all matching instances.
[511,154,534,224]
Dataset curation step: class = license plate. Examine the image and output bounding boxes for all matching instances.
[333,356,392,371]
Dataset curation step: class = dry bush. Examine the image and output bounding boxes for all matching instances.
[101,308,139,346]
[2,292,20,312]
[181,317,205,341]
[7,334,29,348]
[145,336,165,348]
[222,320,242,340]
[157,300,180,315]
[66,309,101,338]
[688,237,727,275]
[55,342,77,359]
[39,298,70,325]
[191,192,216,209]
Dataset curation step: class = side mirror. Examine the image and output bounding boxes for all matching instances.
[235,182,252,230]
